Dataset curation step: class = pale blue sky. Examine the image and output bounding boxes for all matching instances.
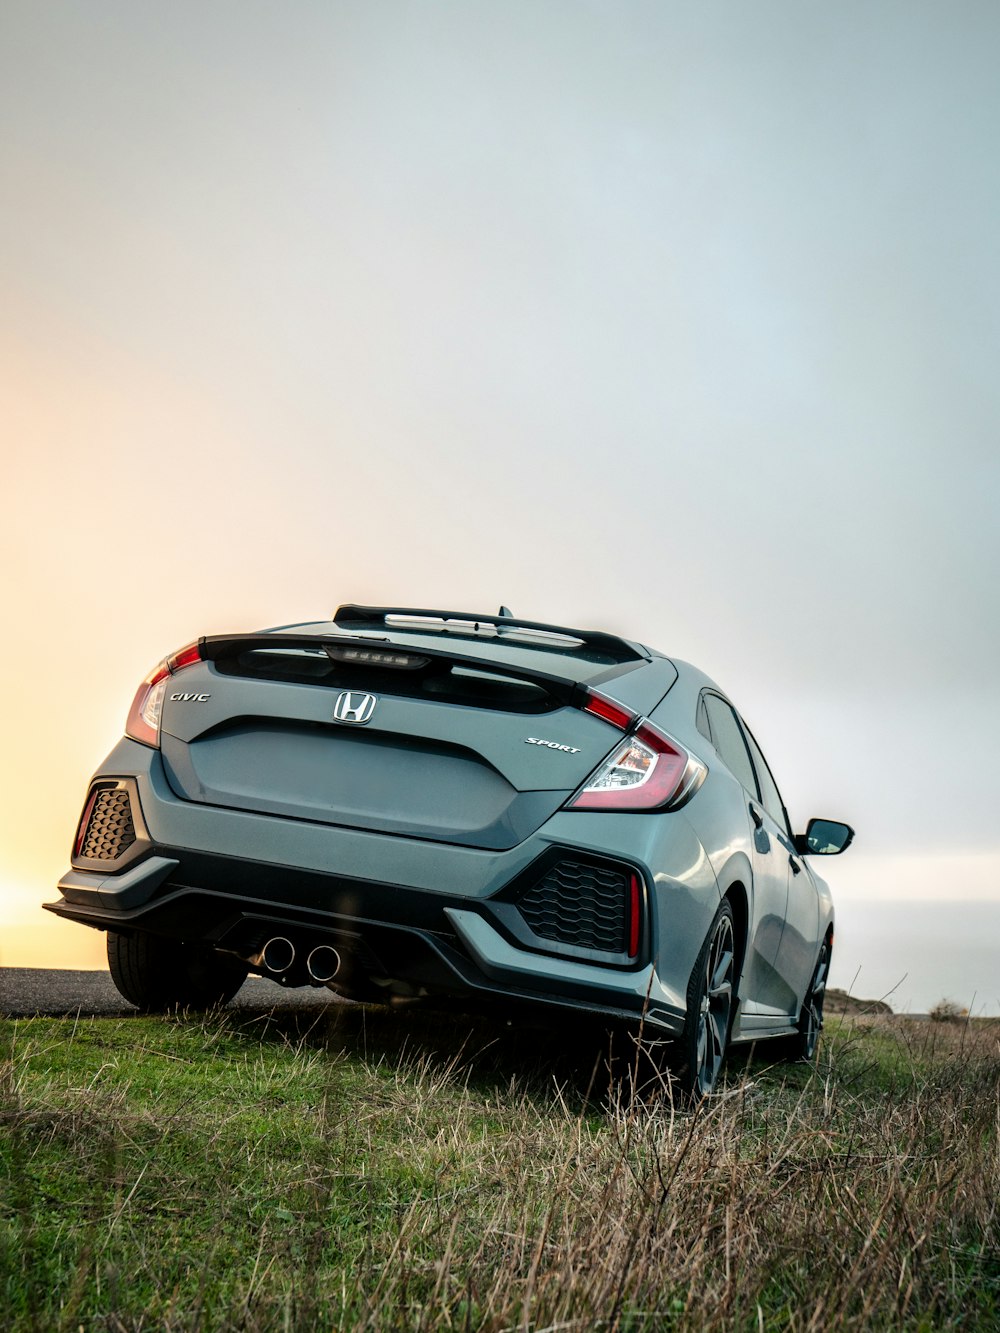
[2,2,998,1006]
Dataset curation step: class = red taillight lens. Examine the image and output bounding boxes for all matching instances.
[582,690,636,731]
[167,642,202,672]
[567,720,706,812]
[124,642,203,748]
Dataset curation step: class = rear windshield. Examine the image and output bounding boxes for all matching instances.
[214,648,560,713]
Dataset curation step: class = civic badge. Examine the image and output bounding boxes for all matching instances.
[332,690,377,725]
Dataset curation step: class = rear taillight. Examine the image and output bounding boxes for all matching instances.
[125,641,202,748]
[567,720,707,812]
[168,642,203,672]
[582,690,636,731]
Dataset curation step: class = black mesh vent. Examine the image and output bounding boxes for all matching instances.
[516,860,629,954]
[79,787,137,861]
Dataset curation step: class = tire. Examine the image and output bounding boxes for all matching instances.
[785,936,831,1062]
[107,931,248,1013]
[674,900,737,1101]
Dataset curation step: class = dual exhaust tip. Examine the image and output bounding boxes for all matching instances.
[259,936,341,985]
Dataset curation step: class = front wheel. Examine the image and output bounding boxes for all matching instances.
[674,900,736,1101]
[107,931,248,1013]
[786,936,831,1062]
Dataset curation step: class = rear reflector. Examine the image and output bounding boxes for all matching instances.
[72,787,101,858]
[628,872,641,958]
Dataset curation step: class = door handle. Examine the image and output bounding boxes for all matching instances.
[749,803,764,829]
[789,855,802,875]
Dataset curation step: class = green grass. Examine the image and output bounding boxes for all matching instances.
[1,1002,998,1330]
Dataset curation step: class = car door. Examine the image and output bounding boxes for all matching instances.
[739,718,820,1007]
[701,693,791,1012]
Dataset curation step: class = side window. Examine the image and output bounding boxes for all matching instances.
[703,695,758,796]
[740,722,788,831]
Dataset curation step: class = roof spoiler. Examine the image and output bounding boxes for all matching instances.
[333,604,647,663]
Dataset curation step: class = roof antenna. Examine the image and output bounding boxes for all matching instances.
[498,606,513,618]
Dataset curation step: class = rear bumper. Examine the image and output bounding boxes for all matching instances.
[47,851,680,1033]
[47,736,706,1034]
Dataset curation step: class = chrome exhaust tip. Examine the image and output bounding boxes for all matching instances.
[260,936,296,975]
[306,945,341,985]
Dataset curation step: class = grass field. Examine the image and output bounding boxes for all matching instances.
[1,998,997,1331]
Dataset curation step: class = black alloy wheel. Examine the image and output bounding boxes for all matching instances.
[677,900,736,1100]
[788,936,831,1062]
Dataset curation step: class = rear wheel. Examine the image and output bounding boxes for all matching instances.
[107,931,248,1013]
[786,936,831,1062]
[674,900,736,1101]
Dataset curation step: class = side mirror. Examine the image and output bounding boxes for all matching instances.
[794,818,855,856]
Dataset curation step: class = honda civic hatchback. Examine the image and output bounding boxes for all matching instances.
[48,605,853,1097]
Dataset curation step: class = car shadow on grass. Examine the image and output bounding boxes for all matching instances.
[217,993,686,1113]
[205,992,827,1114]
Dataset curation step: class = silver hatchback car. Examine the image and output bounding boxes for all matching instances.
[48,605,853,1097]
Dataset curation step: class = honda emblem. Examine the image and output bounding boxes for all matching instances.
[332,690,377,725]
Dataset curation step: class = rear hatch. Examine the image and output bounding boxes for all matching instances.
[158,607,677,850]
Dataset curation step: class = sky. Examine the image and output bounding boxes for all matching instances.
[2,2,998,1012]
